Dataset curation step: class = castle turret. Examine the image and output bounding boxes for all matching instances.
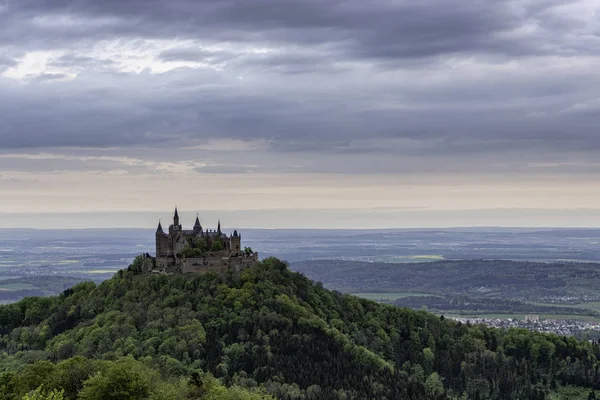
[231,229,241,252]
[217,220,221,234]
[174,207,180,226]
[155,220,168,257]
[193,214,202,233]
[169,207,182,233]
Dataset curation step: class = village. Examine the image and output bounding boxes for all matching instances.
[449,315,600,340]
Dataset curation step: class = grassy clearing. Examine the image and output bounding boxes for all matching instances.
[0,283,36,291]
[57,260,79,265]
[530,301,600,313]
[71,269,119,274]
[354,292,434,301]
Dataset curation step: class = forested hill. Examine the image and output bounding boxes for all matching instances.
[1,258,600,400]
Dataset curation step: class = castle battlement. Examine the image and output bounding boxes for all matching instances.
[144,208,258,274]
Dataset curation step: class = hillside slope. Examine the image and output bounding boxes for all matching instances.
[1,258,599,399]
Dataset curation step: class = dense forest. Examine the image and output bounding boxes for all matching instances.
[1,258,600,399]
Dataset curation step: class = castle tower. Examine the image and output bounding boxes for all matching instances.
[170,207,182,233]
[217,220,221,235]
[193,214,202,234]
[155,221,168,257]
[231,230,241,252]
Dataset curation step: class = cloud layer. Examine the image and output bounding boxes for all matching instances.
[1,0,600,226]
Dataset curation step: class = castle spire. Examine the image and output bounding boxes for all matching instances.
[217,219,221,234]
[156,220,163,234]
[173,207,180,226]
[194,214,202,232]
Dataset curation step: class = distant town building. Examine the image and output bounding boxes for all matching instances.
[143,208,258,274]
[524,315,540,323]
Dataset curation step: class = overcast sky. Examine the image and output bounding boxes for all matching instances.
[2,0,600,228]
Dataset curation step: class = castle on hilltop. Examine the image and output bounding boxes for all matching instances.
[144,208,258,274]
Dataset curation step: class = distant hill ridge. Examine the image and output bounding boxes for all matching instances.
[293,259,600,301]
[1,257,600,399]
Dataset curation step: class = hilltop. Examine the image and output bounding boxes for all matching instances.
[1,257,600,399]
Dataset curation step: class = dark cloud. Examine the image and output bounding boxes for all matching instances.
[0,54,16,73]
[32,72,69,81]
[0,0,586,60]
[0,55,16,67]
[1,0,600,172]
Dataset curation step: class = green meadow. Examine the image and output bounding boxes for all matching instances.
[0,283,36,291]
[354,292,433,301]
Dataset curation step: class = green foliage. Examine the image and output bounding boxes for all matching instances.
[424,373,444,398]
[182,238,210,258]
[181,246,206,258]
[243,247,253,256]
[22,386,64,400]
[2,257,600,400]
[211,240,224,251]
[52,357,98,400]
[78,357,154,400]
[193,237,209,253]
[192,374,274,400]
[127,256,144,275]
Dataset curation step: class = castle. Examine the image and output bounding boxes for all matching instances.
[144,208,258,274]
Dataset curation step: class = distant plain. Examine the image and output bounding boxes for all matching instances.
[4,227,600,321]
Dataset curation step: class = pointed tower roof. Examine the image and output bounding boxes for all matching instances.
[156,220,163,234]
[194,214,202,230]
[174,207,179,219]
[217,219,221,233]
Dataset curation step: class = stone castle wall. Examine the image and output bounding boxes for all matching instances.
[151,251,259,275]
[151,209,258,275]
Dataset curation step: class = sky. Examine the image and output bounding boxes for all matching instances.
[2,0,600,229]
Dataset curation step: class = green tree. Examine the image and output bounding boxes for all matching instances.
[424,373,444,398]
[22,386,64,400]
[78,358,155,400]
[52,357,98,400]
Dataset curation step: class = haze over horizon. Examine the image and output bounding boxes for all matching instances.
[2,1,600,228]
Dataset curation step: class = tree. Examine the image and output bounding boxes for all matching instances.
[22,386,64,400]
[424,373,444,398]
[78,358,155,400]
[52,357,98,400]
[193,237,209,253]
